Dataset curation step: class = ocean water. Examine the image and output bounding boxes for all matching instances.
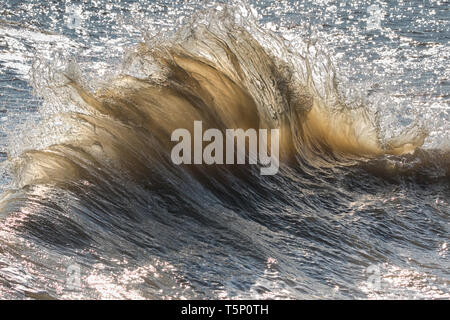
[0,0,448,299]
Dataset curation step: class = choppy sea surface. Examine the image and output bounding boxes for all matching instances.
[0,0,448,299]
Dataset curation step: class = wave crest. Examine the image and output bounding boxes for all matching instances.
[12,3,428,188]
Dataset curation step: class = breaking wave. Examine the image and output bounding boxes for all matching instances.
[0,3,448,299]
